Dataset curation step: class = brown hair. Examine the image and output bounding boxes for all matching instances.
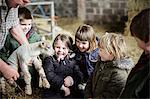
[130,8,150,43]
[18,7,32,21]
[75,24,97,52]
[53,34,73,51]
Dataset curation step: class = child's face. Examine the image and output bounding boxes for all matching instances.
[54,40,69,61]
[75,38,90,52]
[20,19,32,35]
[99,48,114,61]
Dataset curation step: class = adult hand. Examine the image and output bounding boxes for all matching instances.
[0,59,19,81]
[10,24,29,45]
[64,76,74,87]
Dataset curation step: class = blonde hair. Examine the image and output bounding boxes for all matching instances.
[75,24,97,52]
[98,33,128,60]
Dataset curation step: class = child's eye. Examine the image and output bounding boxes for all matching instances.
[76,40,79,43]
[20,24,26,26]
[82,42,87,44]
[56,46,60,49]
[63,47,66,50]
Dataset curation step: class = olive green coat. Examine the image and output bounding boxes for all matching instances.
[85,58,134,99]
[0,30,41,62]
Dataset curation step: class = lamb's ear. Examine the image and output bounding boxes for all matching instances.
[39,41,46,48]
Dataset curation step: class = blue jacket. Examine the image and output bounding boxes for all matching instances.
[75,48,99,83]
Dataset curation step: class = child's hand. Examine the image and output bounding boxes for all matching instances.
[78,83,86,90]
[64,86,70,96]
[61,85,70,96]
[57,55,65,61]
[64,76,74,87]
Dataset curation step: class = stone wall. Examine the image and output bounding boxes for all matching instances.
[47,0,77,17]
[40,0,127,24]
[82,0,127,24]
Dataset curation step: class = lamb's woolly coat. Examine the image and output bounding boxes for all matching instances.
[7,41,53,95]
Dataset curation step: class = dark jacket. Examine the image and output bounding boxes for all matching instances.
[74,48,99,83]
[85,57,134,98]
[120,52,150,98]
[42,55,83,98]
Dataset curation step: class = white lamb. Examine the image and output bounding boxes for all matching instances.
[6,41,53,95]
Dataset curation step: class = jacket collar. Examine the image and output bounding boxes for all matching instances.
[113,57,134,70]
[103,57,134,70]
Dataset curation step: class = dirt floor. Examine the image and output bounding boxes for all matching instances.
[4,17,143,99]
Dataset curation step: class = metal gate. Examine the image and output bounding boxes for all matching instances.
[27,1,55,40]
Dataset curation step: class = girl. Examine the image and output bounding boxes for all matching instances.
[42,34,83,98]
[74,24,99,86]
[85,33,134,98]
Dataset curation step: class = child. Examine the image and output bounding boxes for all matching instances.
[0,7,41,90]
[74,24,99,89]
[42,34,83,98]
[120,8,150,98]
[85,33,134,98]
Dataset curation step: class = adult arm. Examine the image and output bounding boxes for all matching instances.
[0,59,19,81]
[10,25,29,45]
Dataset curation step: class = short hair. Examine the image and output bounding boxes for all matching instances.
[98,33,128,60]
[18,7,32,21]
[75,24,97,52]
[53,34,73,51]
[130,8,150,43]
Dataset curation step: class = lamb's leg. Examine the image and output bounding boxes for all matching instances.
[33,56,50,88]
[20,63,32,95]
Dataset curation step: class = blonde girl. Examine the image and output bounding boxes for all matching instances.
[85,33,134,98]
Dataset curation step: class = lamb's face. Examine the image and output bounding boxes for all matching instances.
[39,41,53,56]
